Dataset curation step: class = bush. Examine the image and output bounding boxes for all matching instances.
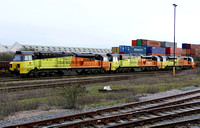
[59,85,86,109]
[0,52,14,61]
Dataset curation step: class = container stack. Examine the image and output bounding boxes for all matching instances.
[113,39,198,58]
[112,47,119,54]
[182,43,191,57]
[165,47,182,56]
[191,44,200,57]
[136,39,167,56]
[182,43,187,56]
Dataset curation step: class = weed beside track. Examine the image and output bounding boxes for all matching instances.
[0,69,200,121]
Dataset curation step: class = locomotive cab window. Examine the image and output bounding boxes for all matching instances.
[108,56,113,61]
[24,55,33,61]
[13,54,23,61]
[103,57,109,61]
[113,56,118,62]
[188,57,193,62]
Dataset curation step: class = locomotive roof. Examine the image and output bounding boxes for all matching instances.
[168,56,178,59]
[39,52,75,56]
[16,51,34,55]
[74,52,96,57]
[96,53,107,57]
[106,53,119,57]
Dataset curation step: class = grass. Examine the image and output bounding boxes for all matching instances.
[1,69,200,120]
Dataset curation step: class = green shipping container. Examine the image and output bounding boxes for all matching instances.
[137,39,142,46]
[186,54,191,57]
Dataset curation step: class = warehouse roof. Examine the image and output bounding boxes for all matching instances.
[0,44,7,52]
[1,42,111,54]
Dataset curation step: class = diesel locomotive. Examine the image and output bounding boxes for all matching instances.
[9,51,195,77]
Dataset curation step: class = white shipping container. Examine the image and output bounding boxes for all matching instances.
[165,42,177,48]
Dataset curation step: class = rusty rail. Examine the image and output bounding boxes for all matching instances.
[28,101,200,128]
[3,89,200,128]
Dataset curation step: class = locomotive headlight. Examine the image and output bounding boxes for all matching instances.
[16,64,20,68]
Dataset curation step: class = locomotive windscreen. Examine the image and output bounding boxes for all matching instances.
[13,54,23,61]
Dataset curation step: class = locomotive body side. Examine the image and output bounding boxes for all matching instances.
[9,51,110,76]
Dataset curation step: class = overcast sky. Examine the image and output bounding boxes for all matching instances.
[0,0,199,48]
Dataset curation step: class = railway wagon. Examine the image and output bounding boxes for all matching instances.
[9,51,109,76]
[0,61,10,72]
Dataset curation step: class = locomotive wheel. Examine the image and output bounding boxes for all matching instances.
[100,68,106,74]
[130,68,135,72]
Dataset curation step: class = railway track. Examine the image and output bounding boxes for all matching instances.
[0,69,185,83]
[3,88,200,128]
[0,70,178,92]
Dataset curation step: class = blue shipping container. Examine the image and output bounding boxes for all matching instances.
[147,46,165,53]
[160,41,166,47]
[119,45,125,52]
[130,46,146,54]
[182,43,187,49]
[124,46,131,54]
[131,53,146,56]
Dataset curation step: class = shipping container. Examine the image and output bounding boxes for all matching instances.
[141,40,147,46]
[160,41,166,47]
[166,53,181,56]
[181,54,186,56]
[136,39,142,46]
[186,54,191,57]
[147,46,165,53]
[195,49,200,56]
[124,46,131,54]
[165,47,182,54]
[131,53,146,56]
[191,49,195,55]
[119,52,124,54]
[165,42,177,47]
[182,43,187,49]
[191,44,200,49]
[132,40,137,46]
[186,44,191,49]
[112,47,119,54]
[130,46,146,54]
[186,49,191,54]
[147,53,165,56]
[141,40,161,47]
[182,49,186,54]
[119,45,125,52]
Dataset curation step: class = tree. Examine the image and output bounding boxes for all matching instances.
[0,52,14,61]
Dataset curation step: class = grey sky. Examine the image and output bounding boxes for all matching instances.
[0,0,199,48]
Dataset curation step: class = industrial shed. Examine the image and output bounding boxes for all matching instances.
[0,44,8,52]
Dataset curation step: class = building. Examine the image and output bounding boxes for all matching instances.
[1,42,111,53]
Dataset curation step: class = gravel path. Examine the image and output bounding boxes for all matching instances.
[0,86,199,128]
